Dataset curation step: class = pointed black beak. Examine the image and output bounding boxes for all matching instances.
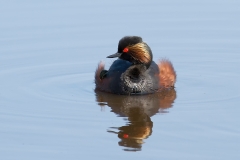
[107,52,121,58]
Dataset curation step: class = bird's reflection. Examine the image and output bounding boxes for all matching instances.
[95,89,176,151]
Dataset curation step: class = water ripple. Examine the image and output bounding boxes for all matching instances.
[1,62,95,104]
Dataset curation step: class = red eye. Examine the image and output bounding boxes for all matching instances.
[123,134,129,138]
[123,48,129,53]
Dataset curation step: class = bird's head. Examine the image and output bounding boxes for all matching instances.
[107,36,153,68]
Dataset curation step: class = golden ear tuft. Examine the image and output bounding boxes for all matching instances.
[128,43,151,64]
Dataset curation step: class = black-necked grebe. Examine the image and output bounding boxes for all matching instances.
[95,36,176,95]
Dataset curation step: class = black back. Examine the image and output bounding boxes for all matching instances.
[106,59,160,95]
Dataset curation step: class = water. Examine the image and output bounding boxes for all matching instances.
[1,0,240,159]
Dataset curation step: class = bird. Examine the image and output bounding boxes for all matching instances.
[95,36,176,95]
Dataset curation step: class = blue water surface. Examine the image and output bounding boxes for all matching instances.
[0,0,240,160]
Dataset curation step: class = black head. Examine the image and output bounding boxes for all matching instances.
[107,36,153,68]
[117,36,143,53]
